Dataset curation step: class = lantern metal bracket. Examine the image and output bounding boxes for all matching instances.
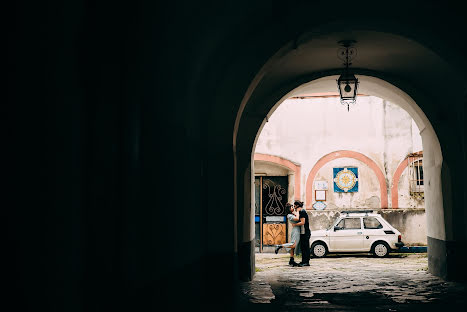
[336,40,359,111]
[337,40,357,66]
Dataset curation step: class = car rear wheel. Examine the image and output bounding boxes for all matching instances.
[311,242,327,258]
[372,242,389,257]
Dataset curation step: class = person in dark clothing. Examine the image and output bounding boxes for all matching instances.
[292,200,311,266]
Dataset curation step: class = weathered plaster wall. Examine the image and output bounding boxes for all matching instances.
[254,96,424,209]
[254,95,427,245]
[315,158,381,209]
[397,166,425,208]
[379,209,427,245]
[254,161,289,176]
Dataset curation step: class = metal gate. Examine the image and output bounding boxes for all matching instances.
[254,176,288,251]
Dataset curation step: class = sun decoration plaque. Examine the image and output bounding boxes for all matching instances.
[333,167,358,192]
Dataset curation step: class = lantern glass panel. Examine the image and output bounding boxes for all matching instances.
[339,82,355,99]
[337,74,358,102]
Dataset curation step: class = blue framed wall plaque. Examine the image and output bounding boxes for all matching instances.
[312,201,327,210]
[333,167,358,192]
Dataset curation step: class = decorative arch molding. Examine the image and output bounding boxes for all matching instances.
[391,154,423,208]
[254,153,301,200]
[305,150,388,209]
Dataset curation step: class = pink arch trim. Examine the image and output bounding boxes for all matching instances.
[254,153,301,200]
[391,156,422,208]
[305,150,388,209]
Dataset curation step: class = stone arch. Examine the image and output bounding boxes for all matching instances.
[391,154,423,208]
[254,153,301,200]
[305,150,388,209]
[231,26,459,281]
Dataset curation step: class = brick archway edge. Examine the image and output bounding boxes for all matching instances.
[305,150,388,209]
[391,156,422,208]
[254,153,301,200]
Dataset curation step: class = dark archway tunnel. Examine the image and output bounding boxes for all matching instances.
[8,1,466,311]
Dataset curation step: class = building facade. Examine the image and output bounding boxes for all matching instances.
[254,95,426,250]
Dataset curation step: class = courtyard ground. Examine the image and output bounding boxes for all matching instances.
[237,252,466,311]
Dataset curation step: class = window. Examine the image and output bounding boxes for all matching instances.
[412,160,423,186]
[407,152,424,197]
[336,218,361,229]
[363,217,383,229]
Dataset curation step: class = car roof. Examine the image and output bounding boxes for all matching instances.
[340,210,381,217]
[341,213,380,217]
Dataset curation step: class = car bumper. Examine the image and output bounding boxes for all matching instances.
[395,242,404,248]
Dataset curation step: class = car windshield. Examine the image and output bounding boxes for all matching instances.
[327,218,340,230]
[327,215,370,230]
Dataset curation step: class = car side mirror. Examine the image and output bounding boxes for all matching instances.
[334,226,340,231]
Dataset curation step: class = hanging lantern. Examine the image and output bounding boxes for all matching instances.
[336,40,359,111]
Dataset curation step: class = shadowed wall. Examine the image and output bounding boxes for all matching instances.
[7,1,466,311]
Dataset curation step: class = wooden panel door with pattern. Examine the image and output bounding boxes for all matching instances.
[262,223,286,245]
[261,177,288,246]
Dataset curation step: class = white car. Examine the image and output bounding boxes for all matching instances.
[309,210,404,258]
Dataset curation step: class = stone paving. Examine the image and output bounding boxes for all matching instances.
[238,253,467,311]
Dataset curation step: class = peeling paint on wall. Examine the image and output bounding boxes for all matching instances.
[365,196,380,208]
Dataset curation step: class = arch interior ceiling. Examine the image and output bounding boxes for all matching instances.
[252,31,463,111]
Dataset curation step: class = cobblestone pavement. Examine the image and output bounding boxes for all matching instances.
[238,253,467,311]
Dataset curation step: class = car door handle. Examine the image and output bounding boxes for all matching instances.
[357,232,362,234]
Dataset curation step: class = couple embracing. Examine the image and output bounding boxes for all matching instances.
[275,200,311,267]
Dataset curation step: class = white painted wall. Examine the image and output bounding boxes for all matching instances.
[254,95,424,209]
[315,158,381,209]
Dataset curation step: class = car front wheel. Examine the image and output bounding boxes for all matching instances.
[311,242,327,258]
[372,242,389,257]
